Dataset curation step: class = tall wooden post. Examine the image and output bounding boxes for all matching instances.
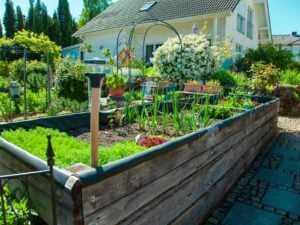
[86,73,106,168]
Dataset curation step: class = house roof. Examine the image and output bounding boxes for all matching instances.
[272,35,300,46]
[74,0,240,37]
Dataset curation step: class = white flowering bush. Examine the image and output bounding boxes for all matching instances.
[152,34,231,82]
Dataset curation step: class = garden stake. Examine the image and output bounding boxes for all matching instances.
[86,73,106,167]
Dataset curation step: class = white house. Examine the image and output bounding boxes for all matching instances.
[273,32,300,62]
[74,0,271,63]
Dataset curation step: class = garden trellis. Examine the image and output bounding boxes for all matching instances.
[114,13,183,86]
[0,30,61,119]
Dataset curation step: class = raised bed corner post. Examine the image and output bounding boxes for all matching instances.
[86,73,106,167]
[47,135,57,225]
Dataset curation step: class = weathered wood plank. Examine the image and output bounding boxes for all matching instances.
[171,119,277,225]
[81,115,246,214]
[82,107,277,219]
[0,150,73,208]
[84,114,275,225]
[117,117,274,225]
[0,150,79,225]
[0,162,74,225]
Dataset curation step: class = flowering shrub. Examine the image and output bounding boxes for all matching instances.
[152,34,231,82]
[251,61,279,94]
[141,137,167,148]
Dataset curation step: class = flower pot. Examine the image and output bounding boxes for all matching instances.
[158,81,173,87]
[109,87,125,97]
[184,83,203,92]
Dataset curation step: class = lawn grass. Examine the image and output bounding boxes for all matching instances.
[1,127,146,168]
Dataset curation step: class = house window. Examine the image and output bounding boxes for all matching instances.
[247,8,254,39]
[237,14,245,34]
[236,44,244,60]
[145,43,162,63]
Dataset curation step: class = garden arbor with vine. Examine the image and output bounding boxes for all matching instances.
[0,30,61,117]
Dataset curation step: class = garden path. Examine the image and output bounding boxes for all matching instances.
[204,116,300,225]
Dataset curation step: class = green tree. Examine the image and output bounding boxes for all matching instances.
[16,6,25,31]
[57,0,73,47]
[26,0,34,30]
[79,0,110,27]
[0,20,3,38]
[3,0,16,38]
[49,11,61,44]
[32,0,43,33]
[71,19,80,45]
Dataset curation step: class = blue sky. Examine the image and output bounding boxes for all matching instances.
[0,0,299,35]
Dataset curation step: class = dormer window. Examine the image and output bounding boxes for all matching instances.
[140,1,157,12]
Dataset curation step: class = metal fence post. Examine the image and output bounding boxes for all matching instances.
[47,135,57,225]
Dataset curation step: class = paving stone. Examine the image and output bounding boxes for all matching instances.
[255,168,294,187]
[280,159,300,173]
[205,130,300,225]
[222,203,281,225]
[263,187,300,216]
[271,147,300,158]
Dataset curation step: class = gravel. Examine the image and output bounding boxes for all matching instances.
[278,116,300,133]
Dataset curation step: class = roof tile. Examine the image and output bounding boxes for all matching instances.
[74,0,240,36]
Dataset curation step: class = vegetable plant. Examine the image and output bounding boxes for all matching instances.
[105,72,125,89]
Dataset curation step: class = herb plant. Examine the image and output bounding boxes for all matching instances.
[105,72,125,89]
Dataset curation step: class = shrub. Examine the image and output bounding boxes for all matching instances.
[0,92,15,121]
[152,34,230,82]
[231,72,251,86]
[23,90,47,113]
[0,60,10,77]
[55,56,87,102]
[279,69,300,85]
[9,59,24,82]
[26,60,47,92]
[251,61,280,94]
[0,76,9,92]
[210,70,237,86]
[47,98,89,116]
[235,44,294,74]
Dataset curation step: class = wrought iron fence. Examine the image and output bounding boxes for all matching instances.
[0,135,57,225]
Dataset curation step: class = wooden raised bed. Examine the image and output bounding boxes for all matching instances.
[0,97,279,225]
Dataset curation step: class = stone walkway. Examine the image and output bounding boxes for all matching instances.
[204,121,300,225]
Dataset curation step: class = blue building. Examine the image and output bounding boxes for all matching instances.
[61,44,83,60]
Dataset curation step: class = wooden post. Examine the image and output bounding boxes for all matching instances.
[85,73,106,168]
[90,88,100,168]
